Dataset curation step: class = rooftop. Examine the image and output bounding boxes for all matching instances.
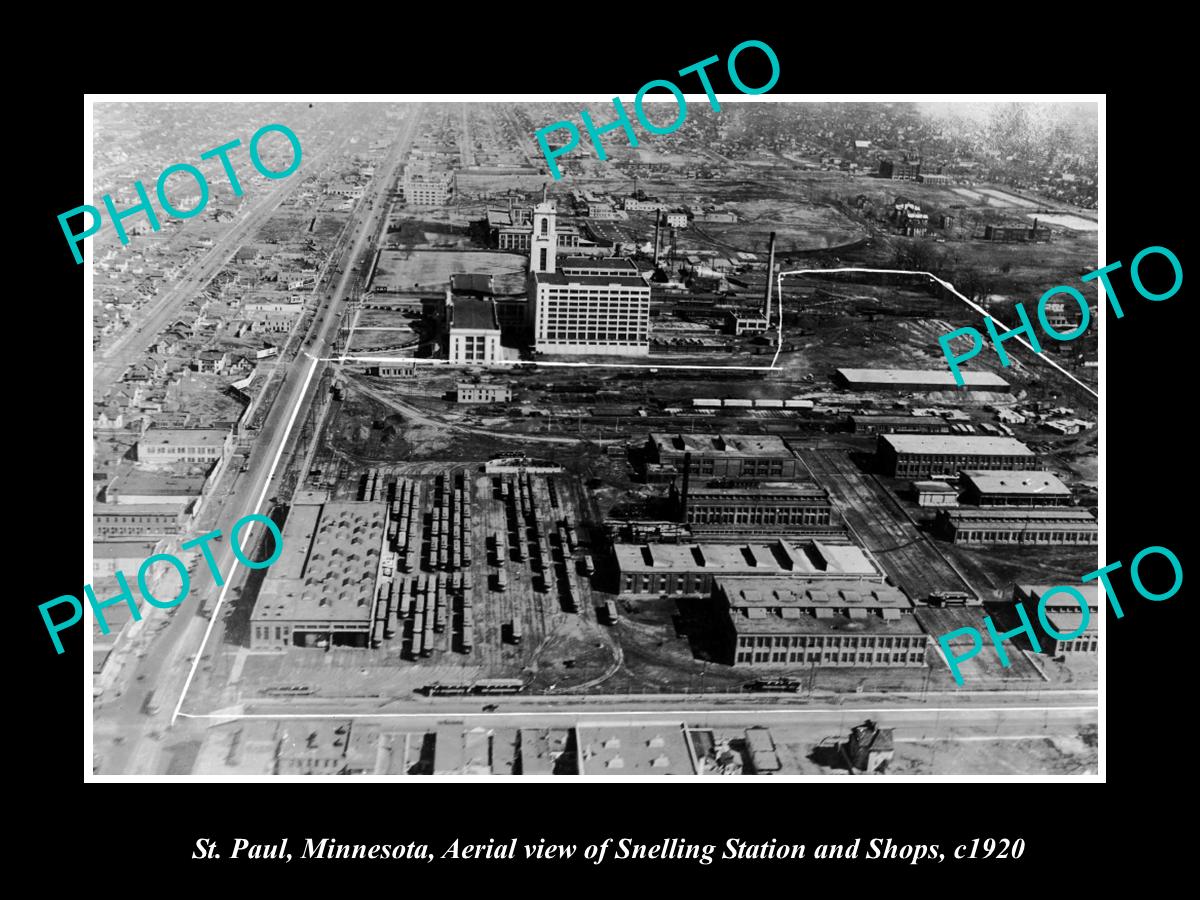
[651,433,794,457]
[1017,583,1100,609]
[615,540,878,578]
[687,481,827,498]
[944,508,1095,522]
[140,427,229,446]
[913,481,958,493]
[558,256,637,272]
[533,272,648,288]
[577,725,694,776]
[880,434,1035,457]
[519,729,573,775]
[961,469,1071,496]
[718,577,914,612]
[837,367,1010,389]
[110,468,207,496]
[449,298,500,332]
[449,273,495,296]
[252,501,385,625]
[94,502,186,517]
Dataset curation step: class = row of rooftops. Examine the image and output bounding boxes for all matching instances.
[252,501,387,623]
[615,539,876,577]
[650,433,793,457]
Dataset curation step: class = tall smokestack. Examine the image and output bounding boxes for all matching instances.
[653,211,663,268]
[679,452,691,523]
[763,231,777,323]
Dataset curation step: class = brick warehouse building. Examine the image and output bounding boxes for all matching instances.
[935,508,1097,546]
[647,433,803,482]
[716,577,928,668]
[876,434,1036,478]
[674,481,837,537]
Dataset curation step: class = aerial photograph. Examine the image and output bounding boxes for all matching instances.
[88,99,1099,777]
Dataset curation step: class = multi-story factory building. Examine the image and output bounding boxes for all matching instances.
[675,482,836,537]
[877,434,1036,478]
[716,577,928,668]
[647,433,802,482]
[935,508,1097,546]
[136,427,232,468]
[403,165,452,205]
[614,539,880,600]
[529,202,650,357]
[93,503,186,540]
[250,497,386,650]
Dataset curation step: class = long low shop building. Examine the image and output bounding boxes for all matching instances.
[849,414,952,435]
[877,434,1036,478]
[716,577,928,668]
[676,481,837,537]
[614,539,880,599]
[960,469,1073,507]
[935,508,1098,546]
[835,367,1010,392]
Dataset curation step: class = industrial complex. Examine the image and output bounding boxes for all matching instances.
[90,100,1100,778]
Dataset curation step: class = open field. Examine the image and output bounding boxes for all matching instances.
[370,249,527,293]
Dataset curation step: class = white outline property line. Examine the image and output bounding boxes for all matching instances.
[170,353,322,726]
[174,702,1096,721]
[775,267,1099,400]
[327,355,778,372]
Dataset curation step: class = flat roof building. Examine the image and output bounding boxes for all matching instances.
[615,539,880,599]
[960,469,1072,507]
[716,577,927,668]
[93,502,187,540]
[106,468,206,506]
[250,499,386,649]
[518,729,576,775]
[877,434,1036,478]
[913,481,959,508]
[850,415,952,435]
[137,427,232,467]
[456,382,512,404]
[1012,583,1098,656]
[935,508,1097,546]
[647,433,801,481]
[532,272,651,357]
[447,297,501,365]
[836,368,1010,392]
[677,481,837,537]
[577,725,695,776]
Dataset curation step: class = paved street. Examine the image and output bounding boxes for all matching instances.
[94,106,424,775]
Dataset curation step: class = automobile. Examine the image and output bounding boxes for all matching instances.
[481,704,499,712]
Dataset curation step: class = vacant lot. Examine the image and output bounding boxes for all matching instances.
[370,249,527,294]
